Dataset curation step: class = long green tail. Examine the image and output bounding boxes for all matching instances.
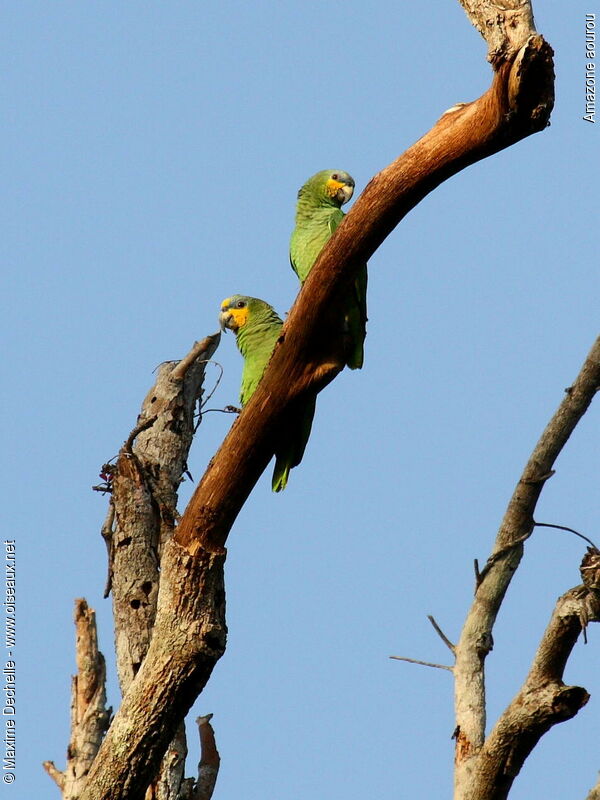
[272,461,291,493]
[271,397,317,492]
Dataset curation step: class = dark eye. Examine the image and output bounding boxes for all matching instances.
[236,300,246,309]
[331,173,339,180]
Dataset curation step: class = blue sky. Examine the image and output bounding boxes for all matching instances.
[4,2,599,797]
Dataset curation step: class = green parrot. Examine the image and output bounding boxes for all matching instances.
[290,169,367,370]
[219,295,316,492]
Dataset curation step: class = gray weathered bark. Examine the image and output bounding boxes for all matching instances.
[475,576,600,800]
[107,336,221,800]
[453,338,600,799]
[110,334,221,694]
[46,336,222,800]
[458,0,537,65]
[43,600,111,798]
[587,774,600,800]
[79,540,226,800]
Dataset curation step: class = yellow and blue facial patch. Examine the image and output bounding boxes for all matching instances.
[325,177,346,197]
[220,297,249,331]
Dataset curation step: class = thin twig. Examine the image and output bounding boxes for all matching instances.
[200,407,240,415]
[170,334,221,382]
[200,362,225,409]
[123,416,157,454]
[534,521,599,551]
[101,501,116,599]
[390,656,453,672]
[427,614,456,654]
[474,559,482,588]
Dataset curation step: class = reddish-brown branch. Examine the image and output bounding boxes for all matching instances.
[175,36,554,556]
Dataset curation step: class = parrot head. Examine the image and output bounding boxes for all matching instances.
[219,295,251,333]
[219,295,279,334]
[299,169,355,207]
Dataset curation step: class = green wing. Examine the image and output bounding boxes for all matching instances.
[328,207,344,236]
[290,204,367,369]
[329,208,368,370]
[240,350,270,406]
[327,209,367,369]
[290,206,344,283]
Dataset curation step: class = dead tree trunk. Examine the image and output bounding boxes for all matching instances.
[46,336,224,799]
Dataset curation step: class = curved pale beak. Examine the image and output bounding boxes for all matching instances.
[338,183,354,205]
[219,309,231,332]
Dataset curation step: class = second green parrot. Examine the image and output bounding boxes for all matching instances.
[290,169,367,370]
[219,295,316,493]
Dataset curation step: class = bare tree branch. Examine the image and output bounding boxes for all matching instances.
[390,656,454,672]
[453,337,600,798]
[428,614,456,653]
[534,521,600,551]
[191,714,220,800]
[43,599,111,799]
[468,574,600,800]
